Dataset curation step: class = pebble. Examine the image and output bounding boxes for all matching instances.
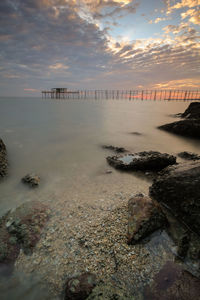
[14,183,173,298]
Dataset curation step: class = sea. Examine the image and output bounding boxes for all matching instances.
[1,97,200,299]
[0,97,200,215]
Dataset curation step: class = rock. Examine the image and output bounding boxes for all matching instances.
[0,201,49,265]
[105,170,112,174]
[22,173,40,187]
[144,261,200,300]
[64,272,97,300]
[158,102,200,139]
[107,151,176,172]
[150,161,200,235]
[178,151,200,160]
[0,138,8,178]
[181,102,200,119]
[127,195,167,244]
[102,145,127,153]
[158,119,200,139]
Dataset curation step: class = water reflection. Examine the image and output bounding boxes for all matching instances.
[0,269,58,300]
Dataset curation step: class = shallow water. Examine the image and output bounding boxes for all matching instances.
[0,97,200,214]
[119,154,140,164]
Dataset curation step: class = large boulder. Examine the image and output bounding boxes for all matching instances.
[150,161,200,235]
[158,119,200,139]
[0,139,8,178]
[107,151,176,172]
[127,194,167,244]
[158,102,200,139]
[0,201,49,266]
[64,273,97,300]
[181,102,200,119]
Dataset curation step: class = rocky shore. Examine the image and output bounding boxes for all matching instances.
[0,102,200,299]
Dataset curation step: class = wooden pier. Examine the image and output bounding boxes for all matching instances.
[42,89,200,101]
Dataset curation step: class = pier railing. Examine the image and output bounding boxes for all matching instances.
[42,89,200,101]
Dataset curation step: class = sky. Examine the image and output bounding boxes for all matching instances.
[0,0,199,96]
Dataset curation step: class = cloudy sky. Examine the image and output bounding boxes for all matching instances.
[0,0,199,96]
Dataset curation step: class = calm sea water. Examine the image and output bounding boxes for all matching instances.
[0,97,200,215]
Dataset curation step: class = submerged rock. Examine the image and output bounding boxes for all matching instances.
[0,201,49,265]
[129,132,143,136]
[127,195,167,244]
[0,138,8,178]
[107,151,176,172]
[150,161,200,235]
[144,261,200,300]
[105,170,112,174]
[22,173,40,187]
[64,272,97,300]
[102,145,127,153]
[164,210,200,264]
[178,151,200,161]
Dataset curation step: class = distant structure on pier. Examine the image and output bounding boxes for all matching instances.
[42,87,79,99]
[51,88,68,93]
[42,88,200,101]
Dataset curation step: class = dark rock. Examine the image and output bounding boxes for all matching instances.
[107,151,176,172]
[158,102,200,139]
[144,261,200,300]
[102,145,127,153]
[0,138,8,178]
[127,195,167,244]
[178,151,200,160]
[158,119,200,139]
[0,201,49,265]
[150,161,200,236]
[181,102,200,119]
[64,272,97,300]
[22,173,40,187]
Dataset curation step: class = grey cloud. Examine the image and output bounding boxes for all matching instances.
[0,0,114,90]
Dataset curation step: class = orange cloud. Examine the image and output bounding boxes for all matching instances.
[181,8,200,24]
[167,0,200,14]
[24,88,39,92]
[152,78,200,89]
[49,63,69,70]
